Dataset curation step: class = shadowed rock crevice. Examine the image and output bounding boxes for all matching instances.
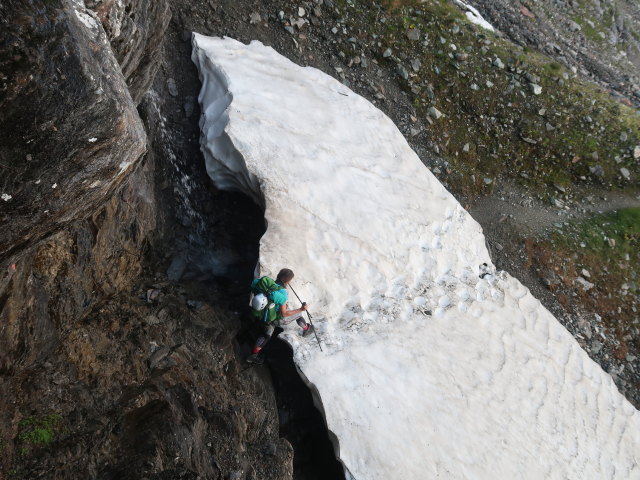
[257,339,347,480]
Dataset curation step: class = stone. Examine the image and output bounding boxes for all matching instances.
[493,57,505,69]
[634,146,640,158]
[249,12,261,24]
[620,132,628,141]
[406,29,421,41]
[425,86,435,100]
[410,59,421,72]
[470,83,479,90]
[575,277,595,292]
[589,165,604,177]
[396,64,409,80]
[486,80,494,88]
[463,143,470,152]
[620,168,631,180]
[167,78,178,96]
[568,20,582,32]
[298,7,306,17]
[591,341,603,354]
[530,83,542,95]
[581,269,591,278]
[383,48,392,58]
[427,107,443,119]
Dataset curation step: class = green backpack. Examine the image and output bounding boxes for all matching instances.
[250,277,285,323]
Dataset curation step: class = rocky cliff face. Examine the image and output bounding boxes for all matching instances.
[0,0,147,260]
[0,1,298,479]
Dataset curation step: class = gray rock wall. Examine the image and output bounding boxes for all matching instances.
[0,1,294,479]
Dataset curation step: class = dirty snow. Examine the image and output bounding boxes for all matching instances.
[192,36,639,480]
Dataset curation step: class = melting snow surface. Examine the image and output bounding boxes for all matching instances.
[452,0,495,32]
[192,35,639,480]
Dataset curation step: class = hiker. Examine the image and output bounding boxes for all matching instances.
[246,268,313,364]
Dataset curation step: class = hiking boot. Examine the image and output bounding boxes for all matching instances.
[302,324,314,337]
[246,353,264,365]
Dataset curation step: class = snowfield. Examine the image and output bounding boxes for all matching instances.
[192,35,639,480]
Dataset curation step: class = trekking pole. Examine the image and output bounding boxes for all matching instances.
[289,284,322,352]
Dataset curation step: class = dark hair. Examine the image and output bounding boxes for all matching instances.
[276,268,294,284]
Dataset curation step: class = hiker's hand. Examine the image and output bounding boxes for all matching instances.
[301,302,308,311]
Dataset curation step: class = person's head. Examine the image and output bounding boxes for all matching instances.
[276,268,294,286]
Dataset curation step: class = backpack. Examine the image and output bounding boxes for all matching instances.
[250,276,286,323]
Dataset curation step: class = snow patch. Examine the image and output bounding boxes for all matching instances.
[452,0,495,32]
[192,36,639,480]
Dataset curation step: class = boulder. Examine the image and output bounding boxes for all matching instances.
[0,0,147,261]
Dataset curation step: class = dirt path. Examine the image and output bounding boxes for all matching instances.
[469,182,640,238]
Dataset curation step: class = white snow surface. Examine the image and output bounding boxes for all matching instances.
[452,0,495,32]
[192,35,639,480]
